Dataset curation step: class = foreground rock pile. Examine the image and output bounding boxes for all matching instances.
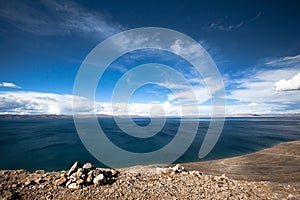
[54,162,118,189]
[0,162,299,200]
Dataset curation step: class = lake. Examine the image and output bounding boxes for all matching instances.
[0,117,299,171]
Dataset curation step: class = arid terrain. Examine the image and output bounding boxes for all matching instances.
[185,140,300,184]
[1,141,300,199]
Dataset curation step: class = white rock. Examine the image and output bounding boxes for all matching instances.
[93,174,106,185]
[173,164,185,172]
[67,183,79,189]
[65,180,72,187]
[83,163,94,170]
[67,161,81,176]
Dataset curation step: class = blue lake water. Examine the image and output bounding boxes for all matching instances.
[0,117,299,171]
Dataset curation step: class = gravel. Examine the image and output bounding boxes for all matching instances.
[0,162,299,200]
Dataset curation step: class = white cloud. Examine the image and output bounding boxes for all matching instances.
[108,101,182,116]
[0,0,124,37]
[228,68,300,102]
[0,90,212,116]
[0,92,75,115]
[0,82,21,88]
[0,91,183,116]
[273,73,300,91]
[226,56,300,114]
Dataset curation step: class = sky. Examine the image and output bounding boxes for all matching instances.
[0,0,299,115]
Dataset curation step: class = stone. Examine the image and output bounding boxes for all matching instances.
[173,164,185,172]
[24,180,35,186]
[76,179,84,185]
[86,174,93,183]
[83,163,94,170]
[69,175,76,181]
[75,168,84,177]
[81,174,86,180]
[67,161,81,176]
[34,177,45,184]
[217,181,223,187]
[65,180,72,187]
[35,170,46,174]
[67,183,79,189]
[287,194,297,200]
[110,169,119,176]
[93,174,106,185]
[55,177,67,186]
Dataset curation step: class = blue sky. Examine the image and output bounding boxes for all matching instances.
[0,0,299,115]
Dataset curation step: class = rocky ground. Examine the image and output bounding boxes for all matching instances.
[0,161,299,200]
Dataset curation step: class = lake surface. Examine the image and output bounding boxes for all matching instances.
[0,117,299,171]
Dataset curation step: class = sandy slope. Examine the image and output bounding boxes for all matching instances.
[184,140,300,189]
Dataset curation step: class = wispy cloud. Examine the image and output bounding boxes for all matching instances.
[264,54,300,67]
[208,12,261,32]
[0,82,21,88]
[0,0,124,37]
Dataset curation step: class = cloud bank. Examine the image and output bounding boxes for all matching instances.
[0,91,185,116]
